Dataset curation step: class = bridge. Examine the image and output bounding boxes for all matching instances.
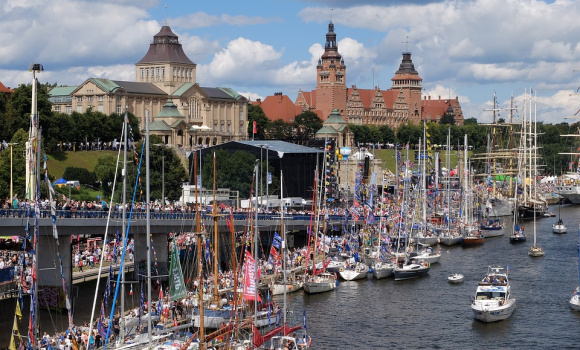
[0,209,351,304]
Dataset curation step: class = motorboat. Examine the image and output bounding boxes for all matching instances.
[303,272,337,294]
[447,273,464,284]
[471,266,516,322]
[338,262,369,281]
[393,259,430,281]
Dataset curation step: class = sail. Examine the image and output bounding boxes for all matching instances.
[243,250,261,301]
[169,240,187,301]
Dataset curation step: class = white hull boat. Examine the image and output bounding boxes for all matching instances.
[271,280,304,296]
[439,235,460,246]
[372,261,394,279]
[471,266,516,322]
[570,292,580,311]
[447,273,464,284]
[552,220,567,234]
[303,272,337,294]
[339,263,369,281]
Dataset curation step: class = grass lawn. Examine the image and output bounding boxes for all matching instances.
[373,149,467,172]
[46,150,117,178]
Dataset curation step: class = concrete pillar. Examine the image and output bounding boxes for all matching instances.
[133,231,169,281]
[37,235,72,309]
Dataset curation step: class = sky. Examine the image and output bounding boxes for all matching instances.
[2,0,580,125]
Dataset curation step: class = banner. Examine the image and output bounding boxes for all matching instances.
[272,232,282,249]
[253,121,257,134]
[243,251,261,301]
[169,241,187,301]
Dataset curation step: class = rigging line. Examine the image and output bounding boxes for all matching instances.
[104,141,146,347]
[87,115,125,340]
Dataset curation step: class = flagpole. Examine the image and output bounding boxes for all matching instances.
[146,110,152,347]
[253,159,260,326]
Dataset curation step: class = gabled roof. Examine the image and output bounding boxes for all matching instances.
[200,87,235,100]
[296,90,316,107]
[421,98,453,119]
[149,120,171,131]
[260,94,297,123]
[112,80,167,95]
[315,125,339,136]
[0,81,14,94]
[49,86,77,97]
[173,83,195,97]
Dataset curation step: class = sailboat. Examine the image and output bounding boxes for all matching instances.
[528,93,545,257]
[552,201,567,234]
[459,135,485,247]
[439,129,461,246]
[570,224,580,311]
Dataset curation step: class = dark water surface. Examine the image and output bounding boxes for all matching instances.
[2,204,580,349]
[275,204,580,349]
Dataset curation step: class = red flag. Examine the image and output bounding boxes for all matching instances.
[269,246,280,262]
[253,121,257,134]
[243,251,261,302]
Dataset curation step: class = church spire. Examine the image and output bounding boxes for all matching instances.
[321,21,341,60]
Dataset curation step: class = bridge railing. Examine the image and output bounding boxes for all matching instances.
[0,209,351,222]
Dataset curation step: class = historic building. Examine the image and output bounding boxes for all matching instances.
[291,21,464,128]
[48,25,248,149]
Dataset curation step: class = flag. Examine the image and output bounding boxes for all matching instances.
[269,246,280,265]
[253,121,257,134]
[129,285,133,295]
[9,317,19,350]
[169,240,187,301]
[157,288,163,315]
[303,310,308,342]
[242,251,262,302]
[15,300,22,321]
[272,232,282,249]
[97,302,107,337]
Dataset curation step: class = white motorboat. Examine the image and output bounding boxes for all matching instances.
[552,219,567,234]
[303,272,337,294]
[471,266,516,322]
[338,262,369,281]
[447,273,464,284]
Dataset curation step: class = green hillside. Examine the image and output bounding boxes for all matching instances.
[46,150,117,178]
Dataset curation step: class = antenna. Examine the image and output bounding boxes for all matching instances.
[164,2,168,26]
[330,8,334,21]
[402,36,413,52]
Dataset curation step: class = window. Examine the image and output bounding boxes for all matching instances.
[77,106,82,113]
[157,67,160,77]
[65,106,72,115]
[162,67,165,76]
[76,96,82,102]
[98,95,103,102]
[54,106,61,113]
[98,105,104,113]
[141,68,144,77]
[116,105,122,114]
[146,68,149,77]
[87,96,93,102]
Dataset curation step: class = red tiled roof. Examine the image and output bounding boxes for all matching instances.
[260,94,298,123]
[392,74,422,81]
[421,98,451,119]
[0,81,13,94]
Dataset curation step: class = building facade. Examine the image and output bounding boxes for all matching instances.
[292,21,464,128]
[48,26,248,149]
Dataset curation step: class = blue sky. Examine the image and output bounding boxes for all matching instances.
[1,0,580,124]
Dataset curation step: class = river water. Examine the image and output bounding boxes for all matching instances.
[1,204,580,348]
[275,203,580,349]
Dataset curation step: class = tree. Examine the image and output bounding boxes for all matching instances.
[464,117,478,125]
[378,125,396,145]
[247,104,270,139]
[440,112,455,125]
[201,149,260,198]
[294,111,323,139]
[2,82,52,142]
[396,123,422,147]
[0,129,28,199]
[267,119,292,140]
